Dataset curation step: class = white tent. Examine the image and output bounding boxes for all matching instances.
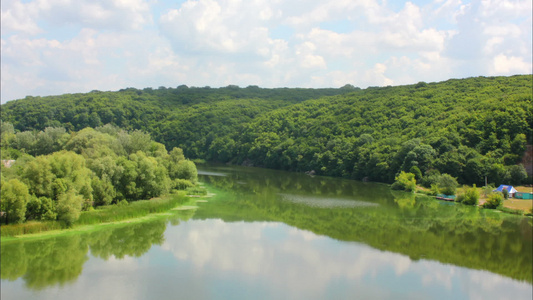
[493,185,517,196]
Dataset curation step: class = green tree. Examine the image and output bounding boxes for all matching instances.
[33,127,69,156]
[91,175,116,206]
[510,133,527,156]
[176,160,198,183]
[483,192,503,209]
[48,151,93,201]
[0,121,15,149]
[391,171,416,192]
[460,185,479,206]
[22,156,55,198]
[437,174,459,195]
[56,190,84,226]
[409,166,422,180]
[14,131,36,154]
[507,164,527,185]
[0,179,30,224]
[118,130,151,155]
[129,151,170,199]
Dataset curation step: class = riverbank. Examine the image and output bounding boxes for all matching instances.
[0,190,204,241]
[0,210,194,243]
[417,185,533,215]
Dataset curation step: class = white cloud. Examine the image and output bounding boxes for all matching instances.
[1,1,42,35]
[1,0,532,103]
[157,219,533,300]
[159,0,279,55]
[491,54,531,74]
[161,219,416,297]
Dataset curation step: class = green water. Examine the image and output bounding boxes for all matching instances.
[1,164,532,299]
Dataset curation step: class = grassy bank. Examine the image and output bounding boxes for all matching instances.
[417,185,533,215]
[0,211,189,243]
[0,190,201,239]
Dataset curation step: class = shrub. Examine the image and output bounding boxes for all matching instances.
[409,166,422,180]
[455,194,465,203]
[1,179,30,224]
[0,221,64,237]
[186,186,207,196]
[502,189,509,199]
[482,184,495,198]
[429,183,439,196]
[499,206,525,216]
[174,179,194,190]
[461,185,479,206]
[391,172,416,192]
[420,169,441,188]
[483,193,503,209]
[437,174,458,196]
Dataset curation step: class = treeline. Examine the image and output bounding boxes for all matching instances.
[0,124,197,225]
[227,76,532,185]
[1,75,532,186]
[0,85,353,159]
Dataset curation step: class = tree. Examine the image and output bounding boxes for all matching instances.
[14,131,36,154]
[22,156,55,198]
[176,160,198,183]
[464,158,485,186]
[488,163,510,185]
[510,133,527,156]
[391,171,416,192]
[459,185,479,206]
[483,193,503,209]
[91,176,116,206]
[48,151,93,202]
[409,166,422,180]
[130,151,170,199]
[65,127,116,156]
[507,164,527,185]
[118,130,151,155]
[437,174,459,195]
[56,190,84,226]
[33,127,69,156]
[167,147,186,179]
[0,179,30,224]
[0,121,15,149]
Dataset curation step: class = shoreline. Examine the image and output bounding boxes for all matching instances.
[0,205,198,243]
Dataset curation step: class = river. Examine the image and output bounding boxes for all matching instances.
[1,164,532,299]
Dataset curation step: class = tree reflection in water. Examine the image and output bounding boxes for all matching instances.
[1,210,194,290]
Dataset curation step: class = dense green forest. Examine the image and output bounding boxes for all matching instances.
[0,125,198,225]
[1,75,532,186]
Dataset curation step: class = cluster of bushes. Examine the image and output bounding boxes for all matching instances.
[393,169,513,211]
[455,185,480,206]
[391,171,417,192]
[482,193,504,209]
[392,170,460,196]
[1,124,198,226]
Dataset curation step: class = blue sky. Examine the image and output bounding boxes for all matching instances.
[1,0,531,103]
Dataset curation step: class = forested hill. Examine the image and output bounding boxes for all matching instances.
[2,75,532,186]
[1,85,354,158]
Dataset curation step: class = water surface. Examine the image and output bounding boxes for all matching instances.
[1,164,532,299]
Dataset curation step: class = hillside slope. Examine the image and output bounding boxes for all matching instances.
[2,75,532,185]
[229,75,532,184]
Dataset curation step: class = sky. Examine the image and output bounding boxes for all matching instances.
[1,0,531,103]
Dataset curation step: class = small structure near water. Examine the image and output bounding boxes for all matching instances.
[436,194,456,201]
[514,191,533,200]
[493,185,518,198]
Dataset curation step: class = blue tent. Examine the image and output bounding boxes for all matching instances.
[493,185,517,196]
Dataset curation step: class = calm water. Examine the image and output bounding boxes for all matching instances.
[1,164,532,300]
